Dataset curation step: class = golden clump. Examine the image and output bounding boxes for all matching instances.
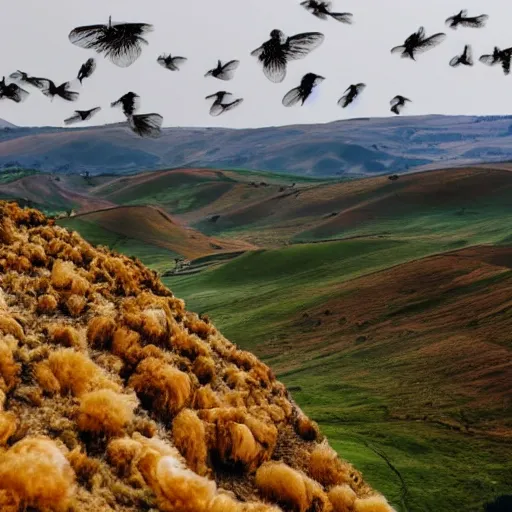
[328,485,357,511]
[0,201,391,512]
[36,293,58,314]
[50,323,86,351]
[77,389,138,436]
[0,336,21,392]
[193,355,216,384]
[172,408,209,476]
[294,412,320,442]
[308,441,354,488]
[255,461,310,512]
[87,315,116,349]
[0,315,24,341]
[0,436,76,511]
[129,357,192,418]
[46,348,119,397]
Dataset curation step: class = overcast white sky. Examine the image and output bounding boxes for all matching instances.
[0,0,511,129]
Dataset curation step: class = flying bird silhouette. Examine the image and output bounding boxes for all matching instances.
[479,46,512,75]
[449,45,473,67]
[205,60,240,80]
[0,77,29,103]
[64,107,102,125]
[77,58,96,84]
[338,83,366,108]
[128,113,163,138]
[40,80,79,101]
[390,95,411,115]
[250,29,324,83]
[300,1,353,23]
[282,72,325,107]
[110,91,140,116]
[445,10,489,29]
[391,27,446,60]
[157,54,188,71]
[205,91,244,116]
[8,71,47,90]
[68,15,153,67]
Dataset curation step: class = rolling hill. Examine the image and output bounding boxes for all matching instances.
[3,114,512,176]
[60,205,256,261]
[2,164,512,510]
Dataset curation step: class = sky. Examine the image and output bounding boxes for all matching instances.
[1,0,512,129]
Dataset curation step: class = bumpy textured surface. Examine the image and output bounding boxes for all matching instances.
[0,201,395,512]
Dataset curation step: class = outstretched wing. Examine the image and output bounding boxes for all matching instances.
[415,33,446,54]
[88,106,102,117]
[64,112,82,125]
[68,24,108,49]
[479,53,497,66]
[84,58,97,76]
[209,102,225,116]
[445,15,457,27]
[449,55,461,67]
[337,93,351,108]
[459,14,488,28]
[82,22,153,67]
[250,44,265,58]
[9,70,25,81]
[282,86,302,107]
[128,113,162,138]
[284,32,325,60]
[355,83,366,93]
[27,76,48,89]
[390,96,401,106]
[217,59,240,80]
[221,98,243,114]
[172,57,188,68]
[329,12,353,23]
[390,45,406,55]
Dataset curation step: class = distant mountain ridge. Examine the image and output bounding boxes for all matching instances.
[2,114,512,176]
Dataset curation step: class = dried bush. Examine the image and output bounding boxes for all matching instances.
[129,357,192,419]
[172,408,209,476]
[77,389,138,436]
[87,316,116,349]
[328,485,357,512]
[0,437,76,511]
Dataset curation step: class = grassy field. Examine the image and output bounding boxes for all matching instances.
[8,165,512,511]
[165,239,512,512]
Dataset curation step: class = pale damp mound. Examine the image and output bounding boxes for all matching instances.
[0,201,395,512]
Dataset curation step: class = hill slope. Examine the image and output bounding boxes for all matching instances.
[0,200,396,512]
[61,205,257,260]
[3,114,512,176]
